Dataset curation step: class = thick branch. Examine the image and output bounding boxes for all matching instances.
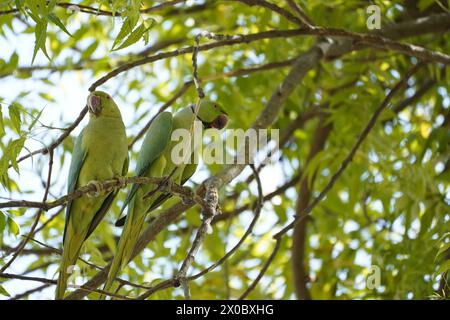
[292,113,332,300]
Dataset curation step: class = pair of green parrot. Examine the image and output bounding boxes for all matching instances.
[55,91,228,299]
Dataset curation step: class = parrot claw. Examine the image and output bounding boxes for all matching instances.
[87,180,104,198]
[113,176,127,190]
[161,178,174,192]
[143,176,173,200]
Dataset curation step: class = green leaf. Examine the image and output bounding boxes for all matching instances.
[0,210,6,233]
[142,18,156,44]
[9,52,18,69]
[8,103,21,133]
[8,137,26,173]
[38,92,55,102]
[0,210,20,237]
[26,0,42,19]
[81,41,99,60]
[0,107,5,136]
[436,259,450,274]
[28,106,45,131]
[437,242,450,258]
[32,20,50,64]
[15,0,25,13]
[419,206,435,238]
[48,13,72,37]
[112,16,138,50]
[418,0,435,11]
[7,213,20,236]
[0,285,10,297]
[113,23,146,51]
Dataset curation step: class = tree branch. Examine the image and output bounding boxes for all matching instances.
[292,112,332,300]
[0,175,207,211]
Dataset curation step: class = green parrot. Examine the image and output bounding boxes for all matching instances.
[55,91,129,300]
[102,101,228,297]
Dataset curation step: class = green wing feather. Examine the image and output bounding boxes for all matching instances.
[63,130,87,243]
[64,132,130,241]
[147,161,198,212]
[86,155,129,236]
[115,112,172,225]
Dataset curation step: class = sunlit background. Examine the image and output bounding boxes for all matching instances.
[0,0,449,300]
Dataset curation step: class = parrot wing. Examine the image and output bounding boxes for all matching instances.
[63,130,87,243]
[118,112,173,218]
[147,161,198,212]
[85,155,129,237]
[114,162,198,227]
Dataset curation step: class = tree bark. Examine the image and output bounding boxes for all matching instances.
[292,114,332,300]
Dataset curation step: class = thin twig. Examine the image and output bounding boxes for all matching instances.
[11,107,87,168]
[284,0,315,27]
[239,238,281,299]
[10,284,51,300]
[228,0,304,26]
[1,149,54,273]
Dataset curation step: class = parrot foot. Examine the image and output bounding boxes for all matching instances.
[143,177,173,200]
[160,178,174,193]
[87,180,104,198]
[113,175,127,190]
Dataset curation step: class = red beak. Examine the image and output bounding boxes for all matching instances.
[211,114,228,129]
[88,95,101,115]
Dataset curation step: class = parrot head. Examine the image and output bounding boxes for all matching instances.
[87,91,122,118]
[192,100,228,130]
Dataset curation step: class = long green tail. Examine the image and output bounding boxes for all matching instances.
[101,201,147,299]
[55,230,85,299]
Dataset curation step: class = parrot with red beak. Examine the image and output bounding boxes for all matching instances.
[55,91,128,299]
[102,100,228,297]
